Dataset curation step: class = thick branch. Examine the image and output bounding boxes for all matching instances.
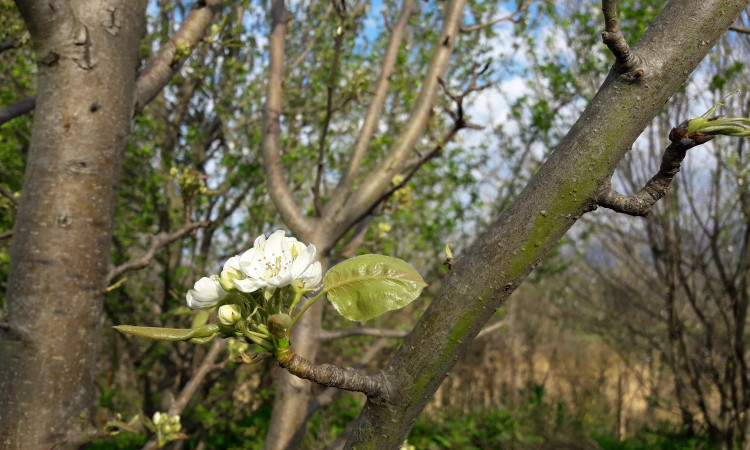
[133,0,222,112]
[262,0,312,236]
[326,0,468,237]
[277,351,386,399]
[596,123,714,216]
[601,0,641,73]
[325,0,414,215]
[106,220,210,285]
[342,0,749,446]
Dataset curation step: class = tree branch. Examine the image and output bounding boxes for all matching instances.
[133,0,222,112]
[105,220,210,286]
[313,12,347,215]
[0,184,19,206]
[327,0,468,238]
[459,1,532,32]
[0,96,36,126]
[141,339,226,450]
[277,351,386,399]
[601,0,642,74]
[331,65,489,246]
[262,0,312,236]
[596,122,714,216]
[317,327,409,341]
[0,0,221,126]
[729,24,750,34]
[325,0,414,216]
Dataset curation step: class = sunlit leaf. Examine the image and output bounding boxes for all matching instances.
[323,254,427,321]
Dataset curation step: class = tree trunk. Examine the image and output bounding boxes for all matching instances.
[0,1,146,448]
[340,0,750,447]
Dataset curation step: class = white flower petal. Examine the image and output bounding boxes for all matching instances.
[186,276,227,309]
[300,261,322,289]
[234,277,266,293]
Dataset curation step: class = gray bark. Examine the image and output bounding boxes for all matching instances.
[0,1,147,448]
[339,0,750,447]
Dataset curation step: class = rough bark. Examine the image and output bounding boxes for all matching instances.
[0,1,147,448]
[339,0,750,447]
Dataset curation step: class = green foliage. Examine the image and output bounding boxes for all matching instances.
[593,430,716,450]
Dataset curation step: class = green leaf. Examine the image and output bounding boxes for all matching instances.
[113,323,220,343]
[323,254,427,321]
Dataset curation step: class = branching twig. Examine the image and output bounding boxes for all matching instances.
[325,0,415,218]
[601,0,642,74]
[277,351,386,400]
[141,339,226,450]
[332,65,491,246]
[459,1,532,32]
[134,0,222,112]
[106,220,210,286]
[596,122,714,216]
[0,0,221,126]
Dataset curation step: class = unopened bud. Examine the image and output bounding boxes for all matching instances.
[218,304,242,326]
[267,314,292,339]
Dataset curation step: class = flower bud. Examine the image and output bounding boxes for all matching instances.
[267,314,292,339]
[218,304,242,326]
[153,411,166,426]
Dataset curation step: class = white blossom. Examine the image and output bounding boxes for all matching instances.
[186,276,227,310]
[233,230,322,293]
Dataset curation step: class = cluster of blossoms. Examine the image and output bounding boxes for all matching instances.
[186,230,322,311]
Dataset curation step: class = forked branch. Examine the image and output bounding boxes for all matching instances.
[596,122,714,216]
[106,220,211,285]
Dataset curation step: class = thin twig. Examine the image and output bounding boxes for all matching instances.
[313,12,347,214]
[459,1,531,32]
[729,25,750,35]
[317,327,409,341]
[0,184,19,206]
[141,339,226,450]
[106,220,210,285]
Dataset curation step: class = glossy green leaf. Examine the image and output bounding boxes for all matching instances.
[323,254,427,321]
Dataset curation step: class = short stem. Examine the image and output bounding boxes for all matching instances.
[289,290,327,333]
[238,322,273,350]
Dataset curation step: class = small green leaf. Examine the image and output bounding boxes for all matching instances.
[323,254,427,321]
[113,323,220,342]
